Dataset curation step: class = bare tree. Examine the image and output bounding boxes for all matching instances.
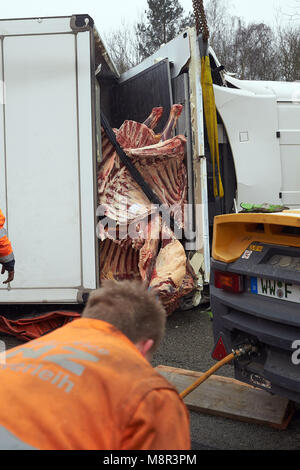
[103,20,140,74]
[203,0,237,70]
[203,1,281,81]
[230,20,280,80]
[204,0,231,45]
[276,23,300,81]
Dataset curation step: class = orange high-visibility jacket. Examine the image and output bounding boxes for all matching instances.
[0,209,14,269]
[0,318,191,450]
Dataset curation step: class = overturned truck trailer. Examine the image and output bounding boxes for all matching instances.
[0,15,212,312]
[3,14,296,312]
[97,20,300,313]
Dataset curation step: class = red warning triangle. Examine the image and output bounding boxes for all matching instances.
[212,336,228,361]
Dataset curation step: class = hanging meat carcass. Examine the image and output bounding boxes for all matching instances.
[97,105,196,314]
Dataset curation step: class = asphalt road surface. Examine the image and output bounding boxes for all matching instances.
[152,307,300,450]
[0,306,300,450]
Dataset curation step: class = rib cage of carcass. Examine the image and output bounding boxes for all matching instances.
[97,105,196,314]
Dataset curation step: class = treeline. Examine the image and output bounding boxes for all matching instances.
[104,0,300,82]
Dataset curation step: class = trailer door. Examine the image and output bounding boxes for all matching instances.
[0,17,97,303]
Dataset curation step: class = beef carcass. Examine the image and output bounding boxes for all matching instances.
[97,105,196,314]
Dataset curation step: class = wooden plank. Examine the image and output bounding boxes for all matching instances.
[156,365,295,430]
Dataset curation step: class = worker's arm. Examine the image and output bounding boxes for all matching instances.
[121,388,191,451]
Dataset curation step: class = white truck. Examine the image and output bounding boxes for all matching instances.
[0,15,299,308]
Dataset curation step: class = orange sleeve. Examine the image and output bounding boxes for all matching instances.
[121,389,191,451]
[0,236,13,257]
[0,210,13,260]
[0,210,5,229]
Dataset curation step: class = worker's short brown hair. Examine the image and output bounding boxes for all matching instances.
[82,280,166,354]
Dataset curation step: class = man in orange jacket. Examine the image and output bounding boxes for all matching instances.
[0,280,191,450]
[0,209,14,284]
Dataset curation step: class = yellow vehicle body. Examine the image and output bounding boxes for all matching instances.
[212,211,300,264]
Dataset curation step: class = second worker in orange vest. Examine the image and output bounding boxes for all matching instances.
[0,209,15,284]
[0,280,190,450]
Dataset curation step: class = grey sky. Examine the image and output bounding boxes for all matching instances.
[0,0,298,35]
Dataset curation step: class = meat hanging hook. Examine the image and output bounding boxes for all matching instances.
[192,0,210,41]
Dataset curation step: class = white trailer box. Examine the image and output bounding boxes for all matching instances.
[0,15,118,304]
[3,17,298,309]
[0,17,209,308]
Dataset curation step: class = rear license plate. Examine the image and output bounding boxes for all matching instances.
[251,277,300,303]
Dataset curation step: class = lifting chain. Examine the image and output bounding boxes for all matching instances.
[192,0,210,41]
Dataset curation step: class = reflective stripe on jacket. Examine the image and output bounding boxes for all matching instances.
[0,318,191,450]
[0,425,37,450]
[0,210,14,266]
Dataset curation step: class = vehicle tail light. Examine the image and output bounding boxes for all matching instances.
[214,270,244,293]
